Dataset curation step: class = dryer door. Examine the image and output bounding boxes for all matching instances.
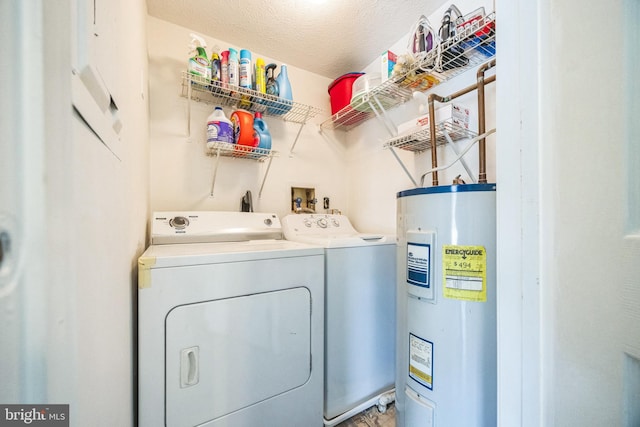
[165,287,312,427]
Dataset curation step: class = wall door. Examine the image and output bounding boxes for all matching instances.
[0,0,48,403]
[620,1,640,425]
[497,0,640,425]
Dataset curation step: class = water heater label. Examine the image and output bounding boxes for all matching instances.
[407,243,430,288]
[442,245,487,302]
[409,333,433,390]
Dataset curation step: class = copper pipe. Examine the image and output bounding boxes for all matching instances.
[477,59,496,183]
[426,69,495,187]
[428,94,441,186]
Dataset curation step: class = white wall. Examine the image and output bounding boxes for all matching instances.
[541,0,626,423]
[147,17,352,219]
[40,0,149,425]
[495,0,543,423]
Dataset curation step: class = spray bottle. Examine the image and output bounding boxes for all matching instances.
[188,33,211,81]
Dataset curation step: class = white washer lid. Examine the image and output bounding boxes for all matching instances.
[281,214,395,248]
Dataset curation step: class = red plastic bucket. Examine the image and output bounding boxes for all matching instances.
[328,72,364,115]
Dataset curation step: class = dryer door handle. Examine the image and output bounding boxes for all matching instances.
[360,235,384,242]
[180,346,199,388]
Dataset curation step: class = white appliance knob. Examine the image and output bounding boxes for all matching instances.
[169,216,190,230]
[303,219,312,227]
[332,218,340,227]
[264,218,273,226]
[317,218,328,228]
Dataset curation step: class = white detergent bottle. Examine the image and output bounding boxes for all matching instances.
[207,107,234,148]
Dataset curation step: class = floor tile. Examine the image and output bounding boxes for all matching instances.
[335,403,395,427]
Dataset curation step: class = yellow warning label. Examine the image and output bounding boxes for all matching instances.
[409,333,433,389]
[409,365,433,385]
[442,245,486,302]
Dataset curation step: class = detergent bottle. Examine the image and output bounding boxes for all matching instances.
[188,34,211,81]
[206,107,234,148]
[253,112,272,150]
[268,64,293,115]
[275,64,293,101]
[230,109,257,153]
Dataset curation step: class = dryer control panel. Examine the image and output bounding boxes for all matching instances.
[151,211,282,245]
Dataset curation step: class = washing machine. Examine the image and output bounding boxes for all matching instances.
[137,211,325,427]
[281,214,396,426]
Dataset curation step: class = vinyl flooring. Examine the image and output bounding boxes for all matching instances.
[335,403,396,427]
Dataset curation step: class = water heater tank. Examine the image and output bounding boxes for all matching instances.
[395,184,496,427]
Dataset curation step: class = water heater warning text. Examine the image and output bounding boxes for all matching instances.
[409,333,433,390]
[407,243,431,288]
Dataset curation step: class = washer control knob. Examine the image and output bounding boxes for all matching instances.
[264,218,273,226]
[303,219,312,227]
[317,218,328,228]
[169,216,189,230]
[331,218,340,227]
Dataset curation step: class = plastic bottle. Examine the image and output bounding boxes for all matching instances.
[206,107,234,149]
[276,64,293,101]
[265,63,279,96]
[220,50,230,88]
[228,48,239,87]
[188,34,211,81]
[231,109,257,155]
[253,112,272,150]
[255,58,266,93]
[239,49,252,89]
[268,64,293,115]
[210,50,221,84]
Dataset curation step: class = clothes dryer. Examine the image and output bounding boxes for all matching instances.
[281,214,396,426]
[138,211,324,427]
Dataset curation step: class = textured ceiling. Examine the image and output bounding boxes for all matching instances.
[146,0,443,79]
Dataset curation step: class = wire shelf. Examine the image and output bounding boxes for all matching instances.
[321,12,496,132]
[206,141,278,161]
[182,71,324,125]
[384,120,477,153]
